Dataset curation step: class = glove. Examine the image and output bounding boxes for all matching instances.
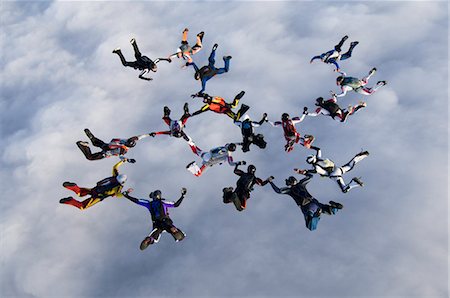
[303,107,308,114]
[123,188,134,196]
[239,161,247,166]
[181,188,187,196]
[268,176,274,182]
[128,158,136,163]
[149,132,156,137]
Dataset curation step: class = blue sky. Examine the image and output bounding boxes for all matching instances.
[1,2,448,297]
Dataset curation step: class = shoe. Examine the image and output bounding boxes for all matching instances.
[130,38,136,44]
[84,128,94,139]
[377,80,387,86]
[63,182,77,188]
[342,35,349,41]
[223,56,232,60]
[183,28,189,33]
[329,201,343,209]
[59,197,73,204]
[186,161,195,169]
[197,31,204,39]
[352,177,364,187]
[112,48,120,54]
[76,141,89,147]
[140,237,153,250]
[183,102,189,114]
[340,111,350,122]
[369,67,377,75]
[212,44,218,51]
[235,91,245,100]
[355,150,369,158]
[350,41,359,47]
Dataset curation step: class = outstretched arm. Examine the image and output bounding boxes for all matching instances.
[138,69,153,81]
[291,113,306,124]
[149,131,171,137]
[155,57,172,64]
[173,188,187,207]
[233,164,245,176]
[293,170,314,184]
[255,113,268,126]
[122,190,150,207]
[269,181,290,195]
[256,175,274,186]
[309,146,322,158]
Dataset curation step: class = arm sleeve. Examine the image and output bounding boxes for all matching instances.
[233,165,244,176]
[256,177,270,186]
[269,181,290,194]
[173,195,185,207]
[291,114,306,124]
[335,86,349,98]
[227,154,238,166]
[298,172,314,184]
[112,160,125,176]
[268,121,281,127]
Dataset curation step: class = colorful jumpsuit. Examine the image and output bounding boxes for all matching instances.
[335,69,386,97]
[269,173,342,231]
[188,45,231,94]
[305,146,369,193]
[60,160,126,210]
[123,193,185,249]
[168,29,204,64]
[269,115,314,152]
[192,92,249,121]
[150,105,191,141]
[310,36,358,73]
[186,142,243,177]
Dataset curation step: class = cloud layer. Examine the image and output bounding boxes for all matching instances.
[1,2,448,297]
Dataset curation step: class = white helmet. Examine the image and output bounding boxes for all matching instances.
[116,174,127,185]
[306,155,317,164]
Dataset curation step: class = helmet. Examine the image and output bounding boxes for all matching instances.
[149,190,162,200]
[282,113,289,121]
[116,174,127,185]
[336,76,344,84]
[285,176,298,186]
[241,114,250,121]
[306,155,317,164]
[126,138,137,148]
[247,164,256,174]
[227,143,237,152]
[315,97,324,106]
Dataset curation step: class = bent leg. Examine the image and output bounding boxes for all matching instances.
[131,39,142,59]
[77,142,105,160]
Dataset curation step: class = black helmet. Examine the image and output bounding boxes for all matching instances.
[315,97,324,106]
[247,164,256,174]
[227,143,237,152]
[126,138,137,147]
[149,190,162,200]
[285,176,298,186]
[282,113,289,121]
[336,76,344,84]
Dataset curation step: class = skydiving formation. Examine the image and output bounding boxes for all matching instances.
[61,29,388,246]
[113,38,171,81]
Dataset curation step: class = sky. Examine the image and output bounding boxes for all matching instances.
[0,1,448,298]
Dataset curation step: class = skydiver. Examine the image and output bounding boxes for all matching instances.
[191,91,249,121]
[188,43,231,94]
[268,111,315,153]
[168,28,204,64]
[76,128,149,161]
[310,35,359,74]
[295,146,369,193]
[186,140,245,177]
[122,188,187,250]
[223,164,273,211]
[113,38,171,81]
[304,96,367,123]
[234,113,268,152]
[269,173,343,231]
[59,159,132,210]
[334,68,387,97]
[149,103,192,142]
